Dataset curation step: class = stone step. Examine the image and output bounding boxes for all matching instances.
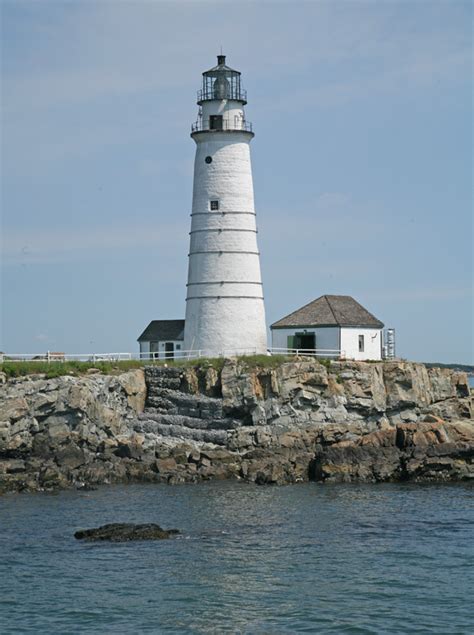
[134,419,228,445]
[138,411,240,431]
[145,397,178,414]
[145,365,182,375]
[146,390,224,419]
[146,377,182,390]
[145,366,182,379]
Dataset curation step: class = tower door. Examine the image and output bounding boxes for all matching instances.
[210,115,223,130]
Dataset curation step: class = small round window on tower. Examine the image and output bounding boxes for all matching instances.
[205,156,212,164]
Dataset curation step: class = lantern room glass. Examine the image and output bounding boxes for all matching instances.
[197,56,247,104]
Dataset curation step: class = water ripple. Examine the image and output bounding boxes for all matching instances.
[0,481,473,634]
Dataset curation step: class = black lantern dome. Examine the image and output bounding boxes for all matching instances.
[197,55,247,104]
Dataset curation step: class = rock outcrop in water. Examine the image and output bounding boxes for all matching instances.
[0,360,472,492]
[74,523,179,541]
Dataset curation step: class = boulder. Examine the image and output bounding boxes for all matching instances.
[0,397,29,422]
[156,457,178,473]
[428,368,456,401]
[74,523,179,542]
[118,370,146,412]
[55,442,87,469]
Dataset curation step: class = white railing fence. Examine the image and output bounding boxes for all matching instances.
[0,347,345,363]
[270,347,343,359]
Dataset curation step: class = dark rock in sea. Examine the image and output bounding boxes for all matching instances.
[75,482,97,491]
[74,523,179,542]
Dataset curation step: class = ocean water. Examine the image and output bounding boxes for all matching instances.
[1,482,473,634]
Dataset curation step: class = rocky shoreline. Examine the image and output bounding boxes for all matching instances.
[0,359,472,493]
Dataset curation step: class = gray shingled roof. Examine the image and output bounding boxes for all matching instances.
[137,320,185,342]
[271,295,384,329]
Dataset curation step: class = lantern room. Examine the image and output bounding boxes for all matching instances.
[197,55,247,104]
[192,55,252,135]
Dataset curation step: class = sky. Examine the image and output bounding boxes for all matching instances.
[1,0,472,364]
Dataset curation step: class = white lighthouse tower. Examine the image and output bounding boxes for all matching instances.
[183,55,267,356]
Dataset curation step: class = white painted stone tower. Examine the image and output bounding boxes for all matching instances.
[183,55,267,356]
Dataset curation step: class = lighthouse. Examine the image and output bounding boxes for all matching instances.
[183,55,267,356]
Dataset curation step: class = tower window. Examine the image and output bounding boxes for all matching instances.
[205,156,212,164]
[210,200,219,211]
[359,335,365,352]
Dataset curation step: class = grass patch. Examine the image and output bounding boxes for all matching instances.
[0,356,228,379]
[0,360,149,379]
[235,354,292,370]
[1,353,335,380]
[162,357,227,372]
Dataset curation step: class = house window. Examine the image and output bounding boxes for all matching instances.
[359,335,365,352]
[210,200,219,211]
[176,344,181,350]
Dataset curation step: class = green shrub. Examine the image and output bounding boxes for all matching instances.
[318,358,332,369]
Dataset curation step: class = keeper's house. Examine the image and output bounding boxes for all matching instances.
[137,320,184,359]
[270,295,384,361]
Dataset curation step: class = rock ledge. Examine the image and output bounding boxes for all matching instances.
[0,361,472,491]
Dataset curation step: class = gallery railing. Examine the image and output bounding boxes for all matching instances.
[191,119,253,134]
[197,87,247,103]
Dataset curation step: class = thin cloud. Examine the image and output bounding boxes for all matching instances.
[3,2,470,175]
[377,287,472,302]
[3,222,188,265]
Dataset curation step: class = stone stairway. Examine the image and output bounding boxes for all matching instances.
[133,366,241,445]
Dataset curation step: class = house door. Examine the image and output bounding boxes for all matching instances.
[150,341,159,360]
[165,342,174,359]
[210,115,223,130]
[294,332,316,351]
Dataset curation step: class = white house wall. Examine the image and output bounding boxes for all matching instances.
[139,341,150,355]
[314,328,340,353]
[340,327,382,360]
[271,327,339,353]
[158,340,183,355]
[139,340,183,359]
[271,326,382,360]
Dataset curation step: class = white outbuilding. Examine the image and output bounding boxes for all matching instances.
[137,320,185,360]
[270,295,384,361]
